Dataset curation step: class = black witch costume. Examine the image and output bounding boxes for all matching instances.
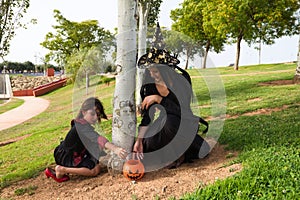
[136,23,210,171]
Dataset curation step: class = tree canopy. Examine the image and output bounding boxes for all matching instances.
[171,0,225,68]
[0,0,33,60]
[40,10,115,81]
[170,0,300,70]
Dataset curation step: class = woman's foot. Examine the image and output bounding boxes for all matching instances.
[164,155,185,169]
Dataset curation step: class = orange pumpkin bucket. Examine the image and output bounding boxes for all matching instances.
[123,159,145,181]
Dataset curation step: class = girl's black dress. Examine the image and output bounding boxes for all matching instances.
[54,119,107,169]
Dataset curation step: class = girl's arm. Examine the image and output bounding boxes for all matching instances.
[104,142,128,159]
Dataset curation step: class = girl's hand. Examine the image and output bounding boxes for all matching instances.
[114,147,128,160]
[104,142,128,159]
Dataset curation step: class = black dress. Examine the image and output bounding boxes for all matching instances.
[139,82,210,171]
[54,119,107,169]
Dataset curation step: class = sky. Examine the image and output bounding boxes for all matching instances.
[5,0,299,68]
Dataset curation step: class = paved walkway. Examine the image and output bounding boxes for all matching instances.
[0,96,49,131]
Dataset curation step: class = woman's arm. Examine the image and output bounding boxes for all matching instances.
[133,126,148,160]
[141,95,163,110]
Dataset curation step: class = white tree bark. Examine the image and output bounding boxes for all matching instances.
[294,35,300,83]
[110,0,137,171]
[135,2,149,111]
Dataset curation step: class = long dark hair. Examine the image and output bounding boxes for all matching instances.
[142,64,193,109]
[143,64,174,89]
[76,97,108,122]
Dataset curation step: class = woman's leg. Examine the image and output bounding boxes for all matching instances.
[55,164,101,178]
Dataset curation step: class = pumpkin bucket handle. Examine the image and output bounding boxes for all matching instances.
[126,151,142,161]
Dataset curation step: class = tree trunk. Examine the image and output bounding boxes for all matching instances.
[110,0,137,172]
[294,35,300,83]
[202,40,211,69]
[258,40,262,64]
[136,2,149,112]
[185,48,189,70]
[234,35,243,71]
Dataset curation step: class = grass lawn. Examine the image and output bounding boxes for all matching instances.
[0,98,24,114]
[0,63,299,199]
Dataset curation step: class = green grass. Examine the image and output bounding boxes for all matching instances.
[0,63,299,200]
[190,63,299,117]
[181,107,300,199]
[0,98,24,114]
[0,81,115,188]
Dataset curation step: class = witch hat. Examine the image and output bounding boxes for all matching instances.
[137,22,180,68]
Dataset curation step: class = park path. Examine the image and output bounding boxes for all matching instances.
[0,96,49,131]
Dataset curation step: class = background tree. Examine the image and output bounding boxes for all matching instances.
[0,0,34,60]
[205,0,300,70]
[0,61,35,73]
[67,46,107,91]
[164,29,204,69]
[295,35,300,83]
[40,10,114,80]
[136,0,163,108]
[170,0,225,69]
[110,0,137,171]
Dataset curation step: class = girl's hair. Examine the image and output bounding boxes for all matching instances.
[76,97,108,122]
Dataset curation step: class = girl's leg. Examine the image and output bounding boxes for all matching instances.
[55,164,101,178]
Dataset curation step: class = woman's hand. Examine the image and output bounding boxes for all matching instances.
[142,95,163,110]
[133,139,144,160]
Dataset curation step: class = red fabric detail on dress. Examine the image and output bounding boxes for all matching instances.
[73,149,86,166]
[97,136,108,149]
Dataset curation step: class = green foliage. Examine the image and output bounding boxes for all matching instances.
[163,29,204,70]
[204,0,300,45]
[171,0,300,69]
[170,0,226,69]
[0,61,35,73]
[0,0,32,59]
[66,46,110,83]
[40,10,115,77]
[138,0,163,27]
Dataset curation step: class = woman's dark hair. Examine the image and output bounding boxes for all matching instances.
[76,97,108,122]
[143,64,193,106]
[143,64,173,88]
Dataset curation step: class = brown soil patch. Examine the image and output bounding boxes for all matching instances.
[0,142,241,200]
[247,98,262,103]
[0,134,31,147]
[226,104,295,119]
[258,79,295,86]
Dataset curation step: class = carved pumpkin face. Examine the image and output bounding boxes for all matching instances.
[123,159,145,181]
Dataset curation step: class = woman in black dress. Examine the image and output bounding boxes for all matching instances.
[133,23,210,171]
[133,64,210,171]
[45,97,127,182]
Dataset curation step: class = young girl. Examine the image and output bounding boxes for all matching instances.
[45,97,127,182]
